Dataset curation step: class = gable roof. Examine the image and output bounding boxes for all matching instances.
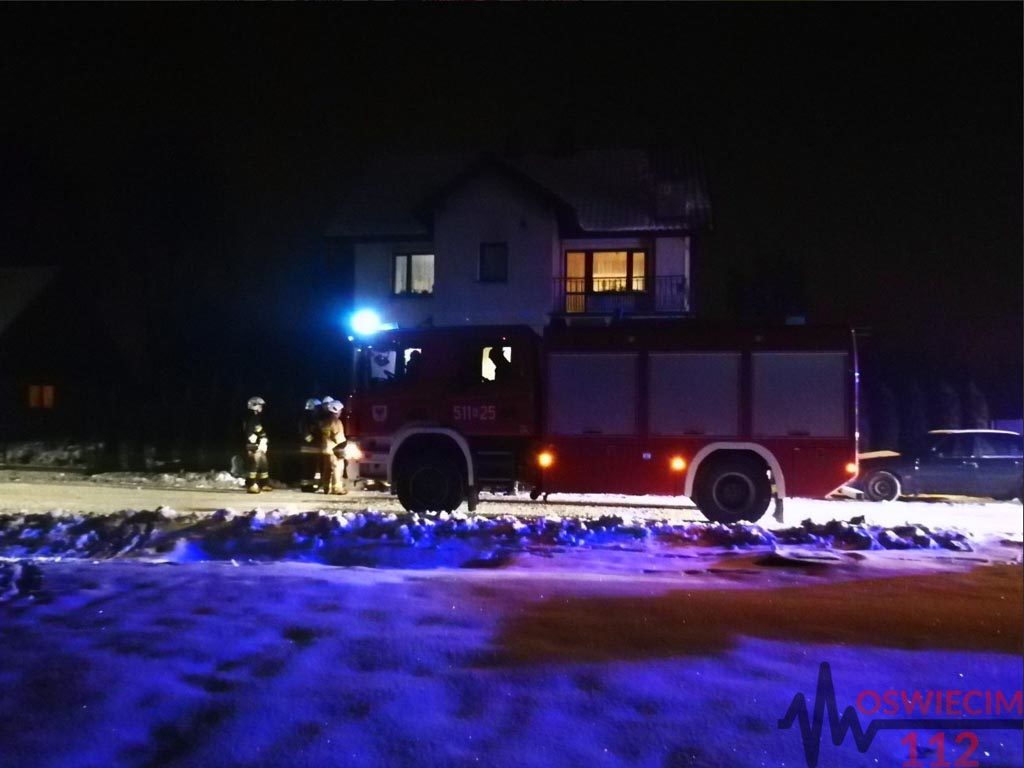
[326,147,711,239]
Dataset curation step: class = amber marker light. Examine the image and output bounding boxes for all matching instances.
[537,451,554,469]
[845,461,858,475]
[670,456,687,472]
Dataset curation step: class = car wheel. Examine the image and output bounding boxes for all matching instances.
[694,456,772,524]
[396,453,464,513]
[864,470,901,502]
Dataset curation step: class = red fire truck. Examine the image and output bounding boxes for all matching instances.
[346,322,859,524]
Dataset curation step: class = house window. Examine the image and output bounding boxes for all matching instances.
[28,384,55,409]
[479,242,509,283]
[592,251,629,291]
[566,249,648,294]
[393,253,434,295]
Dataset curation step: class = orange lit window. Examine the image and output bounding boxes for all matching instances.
[564,249,648,297]
[28,384,55,409]
[592,251,629,292]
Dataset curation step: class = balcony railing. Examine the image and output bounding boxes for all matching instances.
[553,274,690,316]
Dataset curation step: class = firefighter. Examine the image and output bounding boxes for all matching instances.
[318,399,348,494]
[300,398,322,491]
[243,396,271,494]
[405,349,423,380]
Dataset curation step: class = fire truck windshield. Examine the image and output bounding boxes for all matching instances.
[354,344,424,391]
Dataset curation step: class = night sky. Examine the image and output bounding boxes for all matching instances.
[2,5,1021,409]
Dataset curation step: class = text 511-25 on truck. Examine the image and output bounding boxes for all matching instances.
[345,322,859,524]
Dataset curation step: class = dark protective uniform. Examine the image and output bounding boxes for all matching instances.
[244,412,270,489]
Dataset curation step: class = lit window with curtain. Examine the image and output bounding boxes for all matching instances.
[393,253,435,295]
[565,249,648,294]
[592,251,628,292]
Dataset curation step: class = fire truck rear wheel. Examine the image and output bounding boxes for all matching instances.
[396,455,464,513]
[694,456,772,524]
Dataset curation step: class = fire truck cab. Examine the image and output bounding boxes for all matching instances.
[347,325,541,512]
[347,322,859,524]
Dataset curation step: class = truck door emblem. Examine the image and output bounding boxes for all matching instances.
[372,405,388,423]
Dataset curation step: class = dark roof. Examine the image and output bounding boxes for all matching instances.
[326,148,711,239]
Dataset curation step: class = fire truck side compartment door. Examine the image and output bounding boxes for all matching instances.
[648,352,741,436]
[751,352,848,438]
[547,353,638,436]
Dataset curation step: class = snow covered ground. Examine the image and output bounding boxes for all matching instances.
[1,471,1020,543]
[2,558,1020,768]
[0,475,1021,768]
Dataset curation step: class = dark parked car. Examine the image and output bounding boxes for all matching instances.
[853,430,1023,502]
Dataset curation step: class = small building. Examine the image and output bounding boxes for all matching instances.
[0,266,122,443]
[0,266,62,440]
[327,148,712,331]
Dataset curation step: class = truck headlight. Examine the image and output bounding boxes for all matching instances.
[344,442,363,461]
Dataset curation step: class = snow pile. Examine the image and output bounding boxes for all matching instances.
[0,508,978,568]
[772,518,974,552]
[1,441,104,467]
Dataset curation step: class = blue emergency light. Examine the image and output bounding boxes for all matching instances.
[349,309,397,337]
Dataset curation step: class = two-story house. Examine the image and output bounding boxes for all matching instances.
[327,148,711,332]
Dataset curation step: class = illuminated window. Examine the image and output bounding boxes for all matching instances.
[28,384,55,409]
[393,253,434,295]
[479,243,508,283]
[565,251,587,313]
[592,251,628,291]
[564,249,648,306]
[631,251,646,291]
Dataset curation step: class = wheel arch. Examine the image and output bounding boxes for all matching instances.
[387,427,475,487]
[684,442,786,499]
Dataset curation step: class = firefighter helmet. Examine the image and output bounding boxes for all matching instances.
[325,400,343,415]
[247,396,265,411]
[304,398,322,410]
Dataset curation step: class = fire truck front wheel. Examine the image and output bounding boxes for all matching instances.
[694,456,772,524]
[395,454,464,513]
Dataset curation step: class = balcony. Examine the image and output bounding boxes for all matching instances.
[553,274,690,316]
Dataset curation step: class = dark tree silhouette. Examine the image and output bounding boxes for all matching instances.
[727,250,808,324]
[902,380,929,451]
[931,380,962,430]
[871,381,900,450]
[963,379,991,428]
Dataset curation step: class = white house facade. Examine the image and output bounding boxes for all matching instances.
[327,149,712,332]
